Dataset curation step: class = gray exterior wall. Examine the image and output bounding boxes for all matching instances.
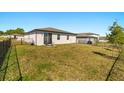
[76,37,98,44]
[52,33,76,44]
[76,34,99,44]
[24,31,76,45]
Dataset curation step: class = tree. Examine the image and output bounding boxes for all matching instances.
[5,29,14,35]
[0,31,4,35]
[105,21,124,81]
[5,28,25,35]
[107,21,124,50]
[15,28,24,34]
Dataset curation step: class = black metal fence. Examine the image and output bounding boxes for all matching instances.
[105,46,124,81]
[14,38,33,45]
[0,39,23,81]
[0,39,11,68]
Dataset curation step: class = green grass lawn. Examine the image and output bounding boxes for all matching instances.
[1,42,123,81]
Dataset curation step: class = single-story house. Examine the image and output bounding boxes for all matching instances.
[1,34,24,39]
[99,36,108,43]
[76,33,99,44]
[24,27,77,45]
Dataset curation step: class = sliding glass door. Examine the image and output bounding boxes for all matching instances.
[44,33,52,45]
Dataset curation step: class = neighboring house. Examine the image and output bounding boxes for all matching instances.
[76,33,99,44]
[1,34,24,39]
[99,36,108,43]
[24,27,77,45]
[1,35,12,38]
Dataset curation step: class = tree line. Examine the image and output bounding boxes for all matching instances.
[0,28,25,35]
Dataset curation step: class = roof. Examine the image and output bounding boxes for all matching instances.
[77,32,99,38]
[27,27,76,35]
[99,36,107,40]
[77,32,99,36]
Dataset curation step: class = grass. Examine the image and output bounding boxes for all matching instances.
[0,41,122,81]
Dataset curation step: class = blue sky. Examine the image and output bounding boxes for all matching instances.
[0,12,124,35]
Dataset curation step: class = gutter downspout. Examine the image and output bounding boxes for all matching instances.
[35,32,37,45]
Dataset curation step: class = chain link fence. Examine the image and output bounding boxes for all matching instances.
[106,46,124,80]
[0,39,11,68]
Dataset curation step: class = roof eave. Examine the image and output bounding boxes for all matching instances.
[27,29,77,35]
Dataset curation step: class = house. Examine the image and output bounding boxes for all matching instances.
[99,36,108,43]
[24,27,77,45]
[76,33,99,44]
[1,34,24,39]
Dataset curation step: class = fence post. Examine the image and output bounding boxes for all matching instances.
[21,38,23,45]
[10,38,11,47]
[5,40,7,53]
[3,40,5,57]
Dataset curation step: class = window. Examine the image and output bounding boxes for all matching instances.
[67,35,69,40]
[57,34,60,40]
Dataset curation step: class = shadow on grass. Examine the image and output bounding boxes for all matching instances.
[14,45,22,81]
[93,51,116,60]
[104,48,113,51]
[2,47,12,81]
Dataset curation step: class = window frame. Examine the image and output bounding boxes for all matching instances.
[57,34,60,40]
[67,35,69,40]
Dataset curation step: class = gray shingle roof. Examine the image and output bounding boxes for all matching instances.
[77,32,99,38]
[28,27,76,35]
[77,32,99,36]
[99,36,107,40]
